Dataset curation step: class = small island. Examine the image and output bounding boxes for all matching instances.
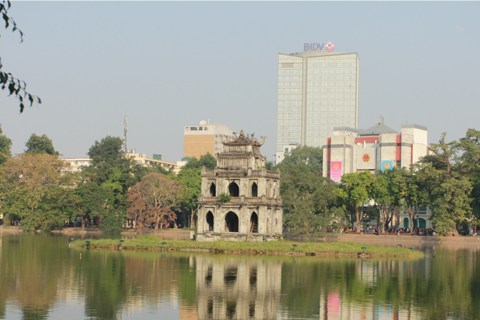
[70,236,423,258]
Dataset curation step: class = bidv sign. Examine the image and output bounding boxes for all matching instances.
[304,42,335,52]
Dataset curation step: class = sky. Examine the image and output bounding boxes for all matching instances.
[1,2,480,163]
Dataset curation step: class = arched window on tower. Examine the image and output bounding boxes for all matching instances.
[251,182,258,197]
[225,211,239,232]
[250,212,258,233]
[228,182,239,197]
[210,183,216,197]
[206,211,214,231]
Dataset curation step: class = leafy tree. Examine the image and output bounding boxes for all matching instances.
[335,171,375,230]
[371,170,401,232]
[426,133,473,235]
[127,173,182,229]
[280,163,342,234]
[1,0,41,112]
[84,136,138,230]
[458,129,480,221]
[175,167,201,228]
[0,124,12,165]
[182,153,217,170]
[265,161,275,171]
[0,153,69,230]
[279,145,323,176]
[25,133,59,155]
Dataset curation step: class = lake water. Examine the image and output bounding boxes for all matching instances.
[1,233,479,320]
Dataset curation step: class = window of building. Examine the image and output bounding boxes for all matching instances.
[199,127,203,130]
[225,212,239,232]
[229,182,239,197]
[210,183,216,197]
[250,212,258,233]
[190,127,197,130]
[251,183,258,197]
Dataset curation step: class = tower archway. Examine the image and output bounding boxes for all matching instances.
[206,211,214,231]
[250,212,258,233]
[225,211,239,232]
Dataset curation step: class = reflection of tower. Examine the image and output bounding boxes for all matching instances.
[123,116,128,153]
[195,256,281,319]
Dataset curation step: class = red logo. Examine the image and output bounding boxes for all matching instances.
[362,154,370,162]
[325,42,334,51]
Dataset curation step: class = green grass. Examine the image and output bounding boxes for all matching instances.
[70,235,423,258]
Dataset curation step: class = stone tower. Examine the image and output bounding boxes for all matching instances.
[196,132,283,242]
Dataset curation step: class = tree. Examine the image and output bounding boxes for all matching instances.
[426,133,473,235]
[0,153,69,230]
[279,146,323,176]
[175,167,201,228]
[280,163,342,234]
[370,170,402,232]
[127,173,182,229]
[1,0,41,112]
[182,153,217,170]
[25,133,59,155]
[335,171,375,231]
[0,124,12,165]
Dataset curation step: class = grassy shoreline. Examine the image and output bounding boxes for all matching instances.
[70,235,423,258]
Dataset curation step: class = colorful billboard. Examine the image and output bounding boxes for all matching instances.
[330,161,342,182]
[381,160,394,171]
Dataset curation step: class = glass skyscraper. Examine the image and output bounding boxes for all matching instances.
[276,48,359,152]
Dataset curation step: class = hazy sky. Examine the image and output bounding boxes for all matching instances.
[2,2,479,163]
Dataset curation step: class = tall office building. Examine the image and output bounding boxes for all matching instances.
[184,121,238,159]
[276,42,359,155]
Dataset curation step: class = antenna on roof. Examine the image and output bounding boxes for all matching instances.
[123,116,128,153]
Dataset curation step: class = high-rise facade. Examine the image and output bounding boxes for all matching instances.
[183,121,238,159]
[276,44,359,153]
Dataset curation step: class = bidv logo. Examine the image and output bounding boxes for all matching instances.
[304,42,335,52]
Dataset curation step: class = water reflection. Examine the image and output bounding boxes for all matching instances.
[195,256,281,319]
[0,234,479,320]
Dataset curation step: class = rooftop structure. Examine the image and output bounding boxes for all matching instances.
[184,121,238,159]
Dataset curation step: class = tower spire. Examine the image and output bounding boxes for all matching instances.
[123,116,128,153]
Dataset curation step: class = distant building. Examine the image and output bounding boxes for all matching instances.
[61,158,93,173]
[184,121,238,159]
[126,151,177,172]
[61,152,177,174]
[322,116,428,181]
[277,44,359,152]
[275,143,299,165]
[323,116,432,229]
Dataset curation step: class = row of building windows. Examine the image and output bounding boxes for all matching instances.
[308,87,356,93]
[185,126,208,131]
[280,63,302,68]
[278,100,302,106]
[306,138,327,144]
[308,81,356,87]
[308,75,357,81]
[277,119,302,124]
[307,112,356,118]
[306,131,334,137]
[278,131,301,137]
[306,118,356,125]
[278,88,302,93]
[278,94,302,99]
[278,82,302,87]
[306,106,356,112]
[279,69,302,75]
[278,107,301,112]
[307,94,357,100]
[307,100,356,106]
[277,138,301,144]
[307,62,357,68]
[277,125,301,131]
[278,112,301,118]
[307,69,357,74]
[279,76,302,81]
